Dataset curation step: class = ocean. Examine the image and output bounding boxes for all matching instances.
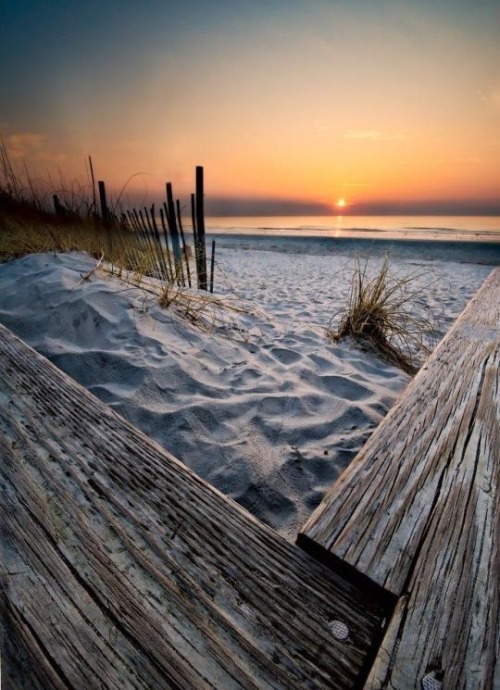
[203,215,500,242]
[197,215,500,264]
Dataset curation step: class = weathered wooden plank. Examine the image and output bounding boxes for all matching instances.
[300,267,500,591]
[0,323,391,689]
[299,267,500,689]
[364,349,500,689]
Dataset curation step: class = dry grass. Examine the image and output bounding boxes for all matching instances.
[0,140,167,280]
[1,216,98,261]
[0,141,96,225]
[160,282,226,328]
[327,256,437,374]
[0,216,245,333]
[0,142,256,337]
[91,263,248,332]
[1,140,101,262]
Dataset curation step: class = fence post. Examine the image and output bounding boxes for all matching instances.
[195,166,207,290]
[210,240,215,294]
[98,181,109,226]
[191,193,200,289]
[176,199,192,288]
[166,183,184,285]
[53,194,64,218]
[150,204,171,283]
[98,180,112,256]
[159,207,175,280]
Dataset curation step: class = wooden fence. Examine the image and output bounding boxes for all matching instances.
[54,165,214,292]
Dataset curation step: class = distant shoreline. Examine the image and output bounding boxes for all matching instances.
[206,233,500,265]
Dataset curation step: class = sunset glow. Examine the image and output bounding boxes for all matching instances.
[1,1,499,215]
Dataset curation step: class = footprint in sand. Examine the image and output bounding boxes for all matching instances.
[320,375,372,401]
[236,482,296,530]
[269,347,302,365]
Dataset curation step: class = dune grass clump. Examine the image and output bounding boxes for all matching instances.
[0,141,102,261]
[328,256,436,375]
[159,282,226,328]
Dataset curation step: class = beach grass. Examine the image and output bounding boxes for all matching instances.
[0,142,204,284]
[327,256,436,374]
[1,140,104,261]
[0,143,230,328]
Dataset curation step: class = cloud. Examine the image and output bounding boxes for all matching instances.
[343,130,381,140]
[204,196,333,216]
[6,132,45,158]
[342,181,372,188]
[353,199,500,215]
[431,156,481,166]
[37,151,68,163]
[488,88,500,108]
[3,131,67,165]
[342,130,404,141]
[481,85,500,110]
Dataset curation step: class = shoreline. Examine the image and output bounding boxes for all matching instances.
[208,233,500,264]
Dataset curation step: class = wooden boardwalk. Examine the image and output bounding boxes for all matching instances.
[0,324,390,689]
[1,267,499,689]
[301,267,500,689]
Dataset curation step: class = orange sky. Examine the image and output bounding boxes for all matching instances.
[2,1,500,214]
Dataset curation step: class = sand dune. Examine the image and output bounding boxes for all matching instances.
[0,246,493,539]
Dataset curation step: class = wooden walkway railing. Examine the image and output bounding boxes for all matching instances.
[1,267,498,689]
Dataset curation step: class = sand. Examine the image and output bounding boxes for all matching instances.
[0,240,494,540]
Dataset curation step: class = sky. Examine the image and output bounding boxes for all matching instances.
[1,0,499,215]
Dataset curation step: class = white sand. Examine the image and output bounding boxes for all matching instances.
[0,243,494,540]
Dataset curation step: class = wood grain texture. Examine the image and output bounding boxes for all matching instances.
[0,323,390,690]
[300,267,500,689]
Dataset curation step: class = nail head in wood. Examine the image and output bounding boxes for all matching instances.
[422,672,443,690]
[328,619,350,641]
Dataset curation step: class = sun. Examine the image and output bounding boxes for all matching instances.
[336,198,347,209]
